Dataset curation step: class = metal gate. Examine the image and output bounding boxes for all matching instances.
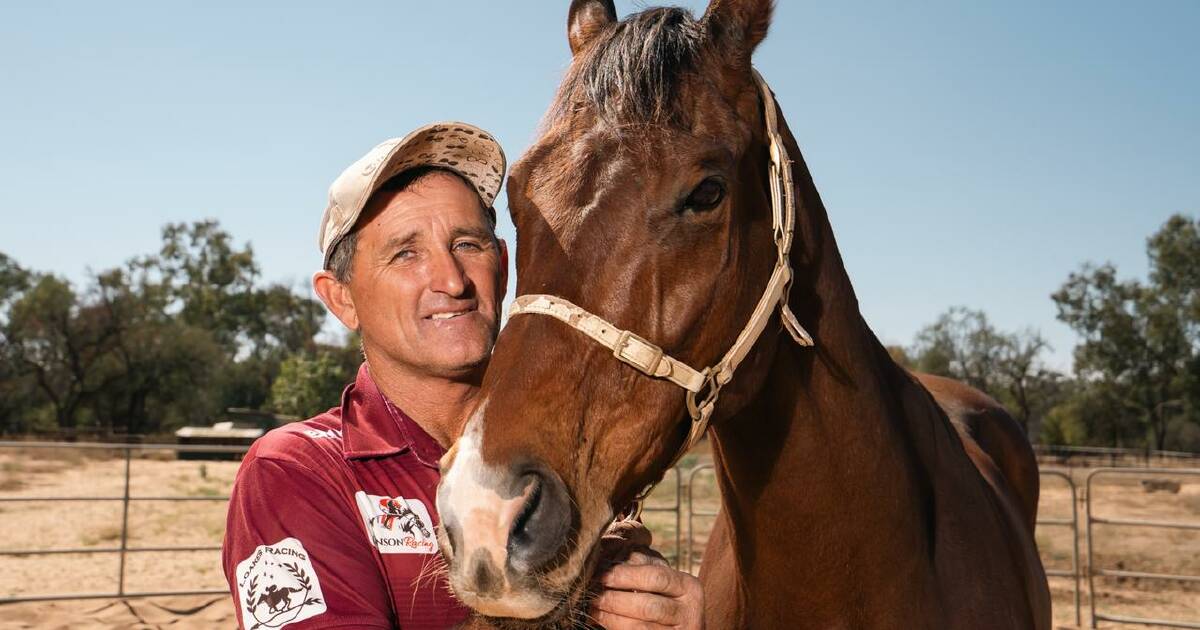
[1085,468,1200,629]
[1039,470,1082,627]
[0,441,247,604]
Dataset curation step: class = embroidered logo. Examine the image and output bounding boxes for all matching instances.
[303,428,342,440]
[236,537,326,629]
[355,491,437,554]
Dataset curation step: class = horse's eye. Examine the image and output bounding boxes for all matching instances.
[682,178,726,213]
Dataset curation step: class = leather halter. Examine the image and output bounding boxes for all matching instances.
[506,70,814,517]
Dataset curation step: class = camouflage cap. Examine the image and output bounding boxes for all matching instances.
[318,122,506,268]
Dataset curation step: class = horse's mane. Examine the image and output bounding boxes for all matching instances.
[551,7,706,126]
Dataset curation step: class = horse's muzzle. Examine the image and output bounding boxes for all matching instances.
[438,432,577,619]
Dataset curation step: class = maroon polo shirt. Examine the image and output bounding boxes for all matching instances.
[222,363,471,629]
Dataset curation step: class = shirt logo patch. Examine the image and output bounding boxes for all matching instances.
[236,537,326,629]
[303,428,342,440]
[355,491,437,554]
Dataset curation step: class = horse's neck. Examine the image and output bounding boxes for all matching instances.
[706,129,949,617]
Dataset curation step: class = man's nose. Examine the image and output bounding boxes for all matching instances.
[428,248,470,296]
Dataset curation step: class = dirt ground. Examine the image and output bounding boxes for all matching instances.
[1,448,1198,629]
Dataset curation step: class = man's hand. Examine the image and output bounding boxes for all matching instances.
[590,551,704,630]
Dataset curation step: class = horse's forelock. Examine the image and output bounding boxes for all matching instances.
[551,7,707,127]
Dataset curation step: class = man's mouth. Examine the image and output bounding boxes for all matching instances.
[427,308,473,321]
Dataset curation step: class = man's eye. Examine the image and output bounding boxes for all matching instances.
[392,249,414,261]
[454,240,483,252]
[682,177,726,213]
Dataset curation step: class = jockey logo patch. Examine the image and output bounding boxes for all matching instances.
[236,537,326,629]
[355,491,437,554]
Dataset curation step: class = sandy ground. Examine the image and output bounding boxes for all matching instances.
[1,448,1198,629]
[0,596,235,629]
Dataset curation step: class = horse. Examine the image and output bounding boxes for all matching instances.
[436,1,1052,628]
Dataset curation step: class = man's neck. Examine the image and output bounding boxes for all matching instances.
[364,353,483,448]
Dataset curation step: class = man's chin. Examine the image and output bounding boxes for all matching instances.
[421,346,493,379]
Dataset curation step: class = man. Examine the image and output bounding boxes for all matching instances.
[222,122,704,630]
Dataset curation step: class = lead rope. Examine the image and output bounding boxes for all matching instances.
[505,70,814,525]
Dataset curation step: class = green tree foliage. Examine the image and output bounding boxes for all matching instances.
[1052,214,1200,450]
[908,307,1065,436]
[1040,381,1137,447]
[269,342,361,418]
[0,220,327,437]
[0,254,37,433]
[5,274,116,430]
[137,220,323,358]
[87,268,225,434]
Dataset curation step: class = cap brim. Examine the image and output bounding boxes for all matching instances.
[320,122,506,268]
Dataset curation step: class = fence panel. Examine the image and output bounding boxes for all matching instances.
[639,466,683,569]
[0,441,247,604]
[1037,469,1081,627]
[1085,468,1200,629]
[686,464,718,574]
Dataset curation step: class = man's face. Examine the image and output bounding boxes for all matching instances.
[346,172,507,378]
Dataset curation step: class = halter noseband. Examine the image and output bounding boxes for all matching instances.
[506,70,814,517]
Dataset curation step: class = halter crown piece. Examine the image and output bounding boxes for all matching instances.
[506,70,814,519]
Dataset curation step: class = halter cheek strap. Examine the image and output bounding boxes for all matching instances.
[506,70,814,519]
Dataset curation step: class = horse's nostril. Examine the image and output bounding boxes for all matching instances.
[508,475,543,548]
[505,469,571,574]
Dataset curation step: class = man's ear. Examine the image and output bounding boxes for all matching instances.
[568,0,617,56]
[313,270,359,331]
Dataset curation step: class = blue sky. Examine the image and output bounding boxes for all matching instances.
[2,1,1197,369]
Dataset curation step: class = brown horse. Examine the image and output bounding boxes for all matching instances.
[437,1,1051,628]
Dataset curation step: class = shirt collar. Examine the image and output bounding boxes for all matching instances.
[341,362,446,469]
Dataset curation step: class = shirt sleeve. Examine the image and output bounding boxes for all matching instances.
[223,456,393,629]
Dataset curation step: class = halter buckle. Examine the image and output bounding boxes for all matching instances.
[613,330,664,376]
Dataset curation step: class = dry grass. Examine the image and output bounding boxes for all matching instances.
[81,525,125,547]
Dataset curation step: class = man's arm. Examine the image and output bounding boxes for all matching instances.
[223,456,392,629]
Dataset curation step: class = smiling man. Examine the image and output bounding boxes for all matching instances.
[220,122,703,630]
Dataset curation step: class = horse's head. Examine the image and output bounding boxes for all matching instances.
[438,0,795,622]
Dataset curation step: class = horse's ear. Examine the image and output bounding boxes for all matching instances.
[704,0,773,54]
[568,0,617,56]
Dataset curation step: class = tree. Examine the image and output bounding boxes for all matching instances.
[1052,214,1199,450]
[909,307,1064,435]
[129,220,326,413]
[269,349,358,418]
[993,330,1067,439]
[138,220,324,360]
[0,254,37,433]
[4,274,119,432]
[88,269,225,434]
[910,307,1005,392]
[1040,381,1137,447]
[0,220,329,436]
